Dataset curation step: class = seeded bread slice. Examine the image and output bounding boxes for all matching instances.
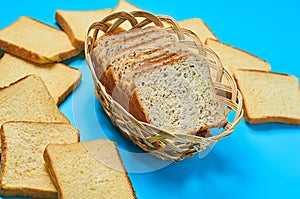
[129,54,227,134]
[0,16,80,64]
[0,53,81,105]
[0,75,70,152]
[234,70,300,125]
[0,121,80,199]
[112,52,192,110]
[55,9,112,50]
[205,38,271,76]
[91,26,161,77]
[100,34,178,95]
[93,27,169,76]
[43,139,136,199]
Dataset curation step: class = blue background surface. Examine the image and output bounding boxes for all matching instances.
[1,0,300,198]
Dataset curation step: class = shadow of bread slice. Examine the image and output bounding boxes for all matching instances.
[205,39,271,77]
[128,54,227,134]
[0,16,80,64]
[43,139,136,199]
[0,53,81,105]
[0,121,80,199]
[0,75,70,152]
[55,9,112,50]
[234,70,300,125]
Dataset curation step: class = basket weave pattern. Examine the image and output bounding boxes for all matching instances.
[85,11,243,161]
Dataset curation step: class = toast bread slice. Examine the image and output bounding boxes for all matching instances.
[205,38,271,76]
[234,70,300,125]
[0,121,79,199]
[55,9,112,50]
[178,18,218,43]
[0,16,80,64]
[43,139,136,199]
[0,53,81,105]
[0,75,70,152]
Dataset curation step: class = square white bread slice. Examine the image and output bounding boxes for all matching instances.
[0,121,80,199]
[205,38,271,77]
[0,75,70,152]
[55,9,112,50]
[43,139,136,199]
[0,53,81,105]
[234,70,300,125]
[178,18,218,43]
[0,16,80,64]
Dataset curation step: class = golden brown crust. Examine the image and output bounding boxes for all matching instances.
[100,67,117,96]
[128,89,148,123]
[43,145,64,199]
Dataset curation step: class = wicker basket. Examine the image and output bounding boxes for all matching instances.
[85,11,243,161]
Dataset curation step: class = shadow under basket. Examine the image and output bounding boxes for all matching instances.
[85,11,244,162]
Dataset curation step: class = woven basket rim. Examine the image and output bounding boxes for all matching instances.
[84,10,244,161]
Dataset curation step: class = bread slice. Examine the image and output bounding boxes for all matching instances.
[91,26,161,77]
[0,53,81,105]
[234,70,300,125]
[43,139,136,199]
[0,16,80,64]
[55,9,112,50]
[95,26,168,72]
[205,38,271,76]
[0,121,80,199]
[178,18,218,43]
[0,75,70,152]
[126,54,227,134]
[100,34,179,95]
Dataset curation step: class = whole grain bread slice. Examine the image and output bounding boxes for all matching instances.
[0,75,70,152]
[234,70,300,125]
[91,26,160,77]
[92,26,168,77]
[0,121,80,199]
[112,51,192,110]
[128,54,227,134]
[205,38,271,76]
[100,34,178,95]
[0,16,80,64]
[0,53,81,105]
[43,139,136,199]
[55,9,112,50]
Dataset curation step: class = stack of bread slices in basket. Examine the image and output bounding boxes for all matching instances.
[91,26,228,135]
